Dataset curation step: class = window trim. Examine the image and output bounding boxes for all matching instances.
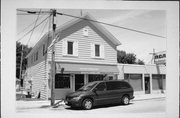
[91,42,104,59]
[62,39,78,57]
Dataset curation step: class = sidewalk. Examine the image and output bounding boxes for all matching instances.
[133,93,166,101]
[16,93,166,110]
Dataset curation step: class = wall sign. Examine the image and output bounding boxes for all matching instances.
[154,51,166,65]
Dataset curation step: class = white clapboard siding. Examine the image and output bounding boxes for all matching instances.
[26,60,48,100]
[53,26,117,64]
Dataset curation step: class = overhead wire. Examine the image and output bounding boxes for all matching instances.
[17,13,49,15]
[17,14,52,42]
[56,12,166,38]
[17,9,50,14]
[17,15,45,35]
[37,18,49,42]
[26,9,42,46]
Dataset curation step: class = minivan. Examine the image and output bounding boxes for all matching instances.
[65,80,134,110]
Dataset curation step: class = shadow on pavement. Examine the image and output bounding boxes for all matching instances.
[40,105,51,108]
[65,103,134,111]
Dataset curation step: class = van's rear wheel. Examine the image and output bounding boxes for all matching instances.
[122,95,130,105]
[82,98,93,110]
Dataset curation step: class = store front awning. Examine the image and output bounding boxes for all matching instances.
[56,63,119,74]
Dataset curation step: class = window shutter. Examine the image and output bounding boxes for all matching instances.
[62,40,67,55]
[74,40,78,56]
[100,44,105,58]
[91,43,95,58]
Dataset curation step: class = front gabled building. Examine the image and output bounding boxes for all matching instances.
[26,13,121,100]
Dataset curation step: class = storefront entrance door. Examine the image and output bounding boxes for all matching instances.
[145,77,150,94]
[75,74,84,91]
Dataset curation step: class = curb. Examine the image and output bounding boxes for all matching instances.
[132,96,165,101]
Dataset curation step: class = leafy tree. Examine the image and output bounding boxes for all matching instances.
[117,50,145,65]
[16,42,32,79]
[136,59,145,65]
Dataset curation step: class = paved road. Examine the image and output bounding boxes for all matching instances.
[16,98,165,114]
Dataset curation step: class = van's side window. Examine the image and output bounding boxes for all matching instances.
[120,82,131,89]
[106,81,130,90]
[95,82,106,91]
[106,82,119,90]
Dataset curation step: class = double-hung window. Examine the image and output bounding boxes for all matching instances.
[62,39,78,56]
[91,43,104,59]
[67,41,73,55]
[95,44,100,57]
[43,44,46,56]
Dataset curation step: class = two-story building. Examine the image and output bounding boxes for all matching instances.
[26,13,121,100]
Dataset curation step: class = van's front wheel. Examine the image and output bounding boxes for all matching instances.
[121,95,130,105]
[82,98,93,110]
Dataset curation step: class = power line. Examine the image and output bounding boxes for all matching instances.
[56,12,166,38]
[17,9,166,38]
[37,18,49,43]
[17,15,45,35]
[17,14,51,42]
[26,9,42,46]
[17,9,50,14]
[17,13,48,15]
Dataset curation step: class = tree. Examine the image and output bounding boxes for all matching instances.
[117,50,145,65]
[16,42,32,79]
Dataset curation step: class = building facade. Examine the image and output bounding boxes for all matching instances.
[25,13,166,100]
[26,14,121,100]
[117,64,166,95]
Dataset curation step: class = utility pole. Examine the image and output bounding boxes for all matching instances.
[149,48,156,64]
[19,45,24,87]
[50,9,56,106]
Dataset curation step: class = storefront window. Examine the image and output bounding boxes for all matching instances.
[124,73,143,91]
[152,74,166,90]
[55,74,70,89]
[88,74,104,82]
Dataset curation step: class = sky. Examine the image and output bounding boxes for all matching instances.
[17,9,166,64]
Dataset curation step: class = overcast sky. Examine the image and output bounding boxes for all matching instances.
[17,9,166,64]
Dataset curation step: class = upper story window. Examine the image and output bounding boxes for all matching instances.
[43,44,46,56]
[67,41,73,55]
[95,44,100,57]
[34,53,36,62]
[35,51,38,61]
[62,39,78,56]
[91,43,104,59]
[31,55,33,64]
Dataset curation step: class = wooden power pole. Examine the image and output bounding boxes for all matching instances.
[19,45,24,86]
[50,9,56,106]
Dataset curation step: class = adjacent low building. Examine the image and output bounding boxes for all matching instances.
[118,64,166,95]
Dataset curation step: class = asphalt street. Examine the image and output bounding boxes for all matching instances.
[16,98,165,113]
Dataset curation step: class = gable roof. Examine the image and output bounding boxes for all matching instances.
[26,13,121,58]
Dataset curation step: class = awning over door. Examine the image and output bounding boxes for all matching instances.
[56,63,119,74]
